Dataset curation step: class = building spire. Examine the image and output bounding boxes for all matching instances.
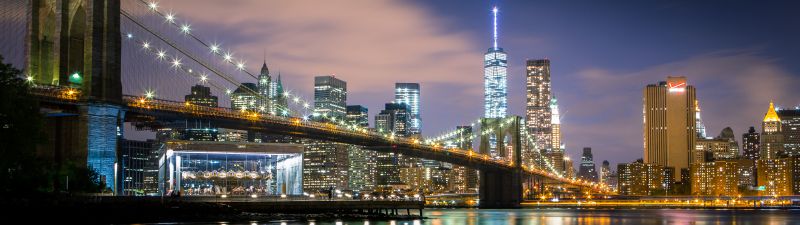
[492,6,499,50]
[764,100,781,122]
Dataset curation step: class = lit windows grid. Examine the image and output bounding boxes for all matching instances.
[484,49,507,119]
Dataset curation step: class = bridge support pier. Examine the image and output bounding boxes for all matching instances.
[479,169,523,208]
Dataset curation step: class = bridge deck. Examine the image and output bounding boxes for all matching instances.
[28,88,610,193]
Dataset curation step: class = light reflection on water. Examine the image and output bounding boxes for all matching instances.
[162,208,800,225]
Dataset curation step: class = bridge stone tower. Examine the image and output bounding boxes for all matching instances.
[478,116,524,208]
[26,0,123,190]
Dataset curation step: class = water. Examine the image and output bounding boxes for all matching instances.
[197,208,800,225]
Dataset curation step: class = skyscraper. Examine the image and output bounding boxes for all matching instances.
[374,103,412,188]
[304,76,350,192]
[185,84,218,107]
[273,74,288,112]
[777,107,800,156]
[484,6,507,119]
[313,76,347,120]
[577,147,598,182]
[117,139,156,196]
[302,140,349,191]
[346,105,375,191]
[544,96,564,173]
[375,103,412,136]
[550,97,562,153]
[346,105,369,128]
[230,83,258,111]
[695,100,708,138]
[564,156,575,179]
[742,127,761,160]
[643,76,697,180]
[600,160,611,185]
[254,61,288,114]
[526,59,553,154]
[395,83,421,135]
[760,101,783,159]
[257,62,273,112]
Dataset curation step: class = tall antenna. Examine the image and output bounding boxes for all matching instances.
[492,6,498,50]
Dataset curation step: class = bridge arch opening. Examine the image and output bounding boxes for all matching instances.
[67,4,86,87]
[35,2,58,85]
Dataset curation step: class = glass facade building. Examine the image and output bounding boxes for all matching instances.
[484,7,507,119]
[394,83,421,134]
[313,76,347,120]
[160,142,303,196]
[231,83,259,111]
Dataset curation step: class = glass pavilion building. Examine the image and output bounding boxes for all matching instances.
[159,141,303,196]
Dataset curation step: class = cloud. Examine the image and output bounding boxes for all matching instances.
[148,0,485,134]
[561,49,800,166]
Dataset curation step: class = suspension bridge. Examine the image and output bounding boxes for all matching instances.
[2,0,610,208]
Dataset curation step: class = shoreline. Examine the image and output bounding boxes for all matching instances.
[2,195,424,223]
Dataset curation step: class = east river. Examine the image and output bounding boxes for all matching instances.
[164,208,800,225]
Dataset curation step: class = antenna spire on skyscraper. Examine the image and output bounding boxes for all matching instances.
[492,6,499,50]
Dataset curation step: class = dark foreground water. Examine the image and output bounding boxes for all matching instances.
[163,208,800,225]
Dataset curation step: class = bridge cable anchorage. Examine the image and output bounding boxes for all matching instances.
[129,1,371,125]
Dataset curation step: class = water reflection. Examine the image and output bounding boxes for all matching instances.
[164,208,800,225]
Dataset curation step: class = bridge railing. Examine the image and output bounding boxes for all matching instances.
[29,85,82,102]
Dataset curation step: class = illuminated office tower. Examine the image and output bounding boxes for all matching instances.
[313,76,347,120]
[564,156,575,179]
[600,160,611,185]
[117,139,156,196]
[272,73,288,114]
[577,147,598,182]
[230,83,258,111]
[303,76,350,192]
[257,62,273,112]
[777,107,800,156]
[643,76,697,180]
[742,127,761,160]
[484,7,507,119]
[185,84,218,107]
[544,96,564,172]
[526,59,552,154]
[346,105,376,191]
[695,100,708,138]
[374,103,412,188]
[760,101,784,159]
[550,97,562,153]
[395,83,421,134]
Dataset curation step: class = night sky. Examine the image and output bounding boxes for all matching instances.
[5,0,800,167]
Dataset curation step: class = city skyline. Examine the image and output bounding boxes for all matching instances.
[108,0,800,167]
[3,1,799,169]
[5,0,800,221]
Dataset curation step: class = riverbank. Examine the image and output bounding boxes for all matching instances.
[2,195,424,223]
